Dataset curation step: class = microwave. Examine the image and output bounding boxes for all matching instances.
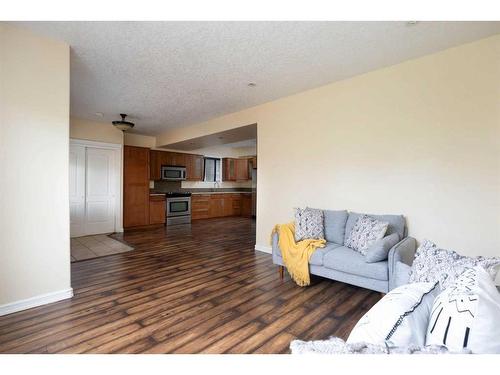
[161,165,187,181]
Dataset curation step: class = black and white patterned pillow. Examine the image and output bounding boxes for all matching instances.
[347,282,439,348]
[409,239,500,289]
[426,266,500,353]
[294,207,324,242]
[344,215,389,255]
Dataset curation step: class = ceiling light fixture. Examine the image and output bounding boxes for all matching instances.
[112,113,135,132]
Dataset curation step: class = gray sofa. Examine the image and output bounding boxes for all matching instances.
[272,210,417,293]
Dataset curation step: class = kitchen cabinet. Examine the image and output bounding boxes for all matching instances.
[209,195,225,218]
[191,193,251,220]
[191,194,210,220]
[149,195,166,224]
[149,150,161,180]
[235,158,249,181]
[124,146,150,228]
[222,158,236,181]
[250,156,257,169]
[241,194,252,217]
[149,150,204,181]
[185,154,204,181]
[222,158,251,181]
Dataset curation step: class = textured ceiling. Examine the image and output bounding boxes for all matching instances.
[163,124,257,151]
[11,21,500,135]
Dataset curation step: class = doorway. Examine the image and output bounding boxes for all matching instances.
[69,139,122,238]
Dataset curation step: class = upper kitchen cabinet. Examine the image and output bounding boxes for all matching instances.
[250,156,257,169]
[185,154,204,181]
[149,150,204,181]
[222,158,236,181]
[223,157,251,181]
[149,150,161,180]
[235,158,249,181]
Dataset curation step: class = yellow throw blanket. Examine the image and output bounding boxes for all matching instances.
[271,222,326,286]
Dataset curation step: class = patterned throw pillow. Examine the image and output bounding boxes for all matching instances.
[344,215,389,255]
[408,239,500,289]
[426,266,500,353]
[294,207,324,242]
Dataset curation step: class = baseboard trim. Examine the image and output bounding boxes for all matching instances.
[0,288,73,317]
[254,244,272,254]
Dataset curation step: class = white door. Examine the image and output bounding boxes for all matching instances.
[85,147,116,235]
[69,144,86,237]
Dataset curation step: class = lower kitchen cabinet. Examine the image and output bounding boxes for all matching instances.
[149,195,166,224]
[191,194,210,220]
[191,193,252,220]
[241,194,252,217]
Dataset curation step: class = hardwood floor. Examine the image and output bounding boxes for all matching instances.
[0,217,380,354]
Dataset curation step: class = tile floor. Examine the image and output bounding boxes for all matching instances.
[70,234,134,262]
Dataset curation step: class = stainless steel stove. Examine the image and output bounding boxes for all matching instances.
[165,192,191,226]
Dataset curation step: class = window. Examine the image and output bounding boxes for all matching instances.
[204,157,221,182]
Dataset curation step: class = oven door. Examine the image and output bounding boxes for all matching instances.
[166,197,191,217]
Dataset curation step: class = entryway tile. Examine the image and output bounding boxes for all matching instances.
[70,234,134,262]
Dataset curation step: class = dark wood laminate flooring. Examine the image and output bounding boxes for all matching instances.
[0,217,380,353]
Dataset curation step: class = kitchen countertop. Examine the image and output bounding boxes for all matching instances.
[190,191,252,195]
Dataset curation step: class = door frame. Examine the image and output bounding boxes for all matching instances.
[69,138,123,235]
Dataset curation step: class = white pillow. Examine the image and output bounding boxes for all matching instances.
[426,266,500,353]
[347,282,439,347]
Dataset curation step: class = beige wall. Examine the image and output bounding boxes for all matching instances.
[0,24,72,310]
[70,117,123,144]
[156,35,500,257]
[124,133,156,148]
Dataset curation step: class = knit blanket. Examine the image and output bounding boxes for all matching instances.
[290,337,471,354]
[271,222,325,286]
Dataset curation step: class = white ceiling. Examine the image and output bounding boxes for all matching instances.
[163,123,257,151]
[12,21,500,135]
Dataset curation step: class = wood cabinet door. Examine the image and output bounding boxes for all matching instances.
[222,158,236,181]
[149,196,166,224]
[241,194,252,217]
[235,158,249,181]
[186,154,204,181]
[231,194,241,216]
[209,196,224,217]
[124,146,150,228]
[149,150,160,180]
[191,194,210,220]
[171,152,186,167]
[222,195,233,216]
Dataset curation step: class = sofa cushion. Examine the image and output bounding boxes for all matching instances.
[365,233,401,263]
[344,212,405,244]
[344,215,389,255]
[323,246,388,281]
[323,209,348,245]
[309,242,342,266]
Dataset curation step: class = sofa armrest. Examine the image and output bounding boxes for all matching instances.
[388,236,416,291]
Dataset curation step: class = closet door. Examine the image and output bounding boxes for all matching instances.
[85,147,116,235]
[69,144,86,237]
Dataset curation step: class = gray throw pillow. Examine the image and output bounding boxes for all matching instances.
[344,215,389,255]
[408,239,500,289]
[365,233,400,263]
[294,207,324,242]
